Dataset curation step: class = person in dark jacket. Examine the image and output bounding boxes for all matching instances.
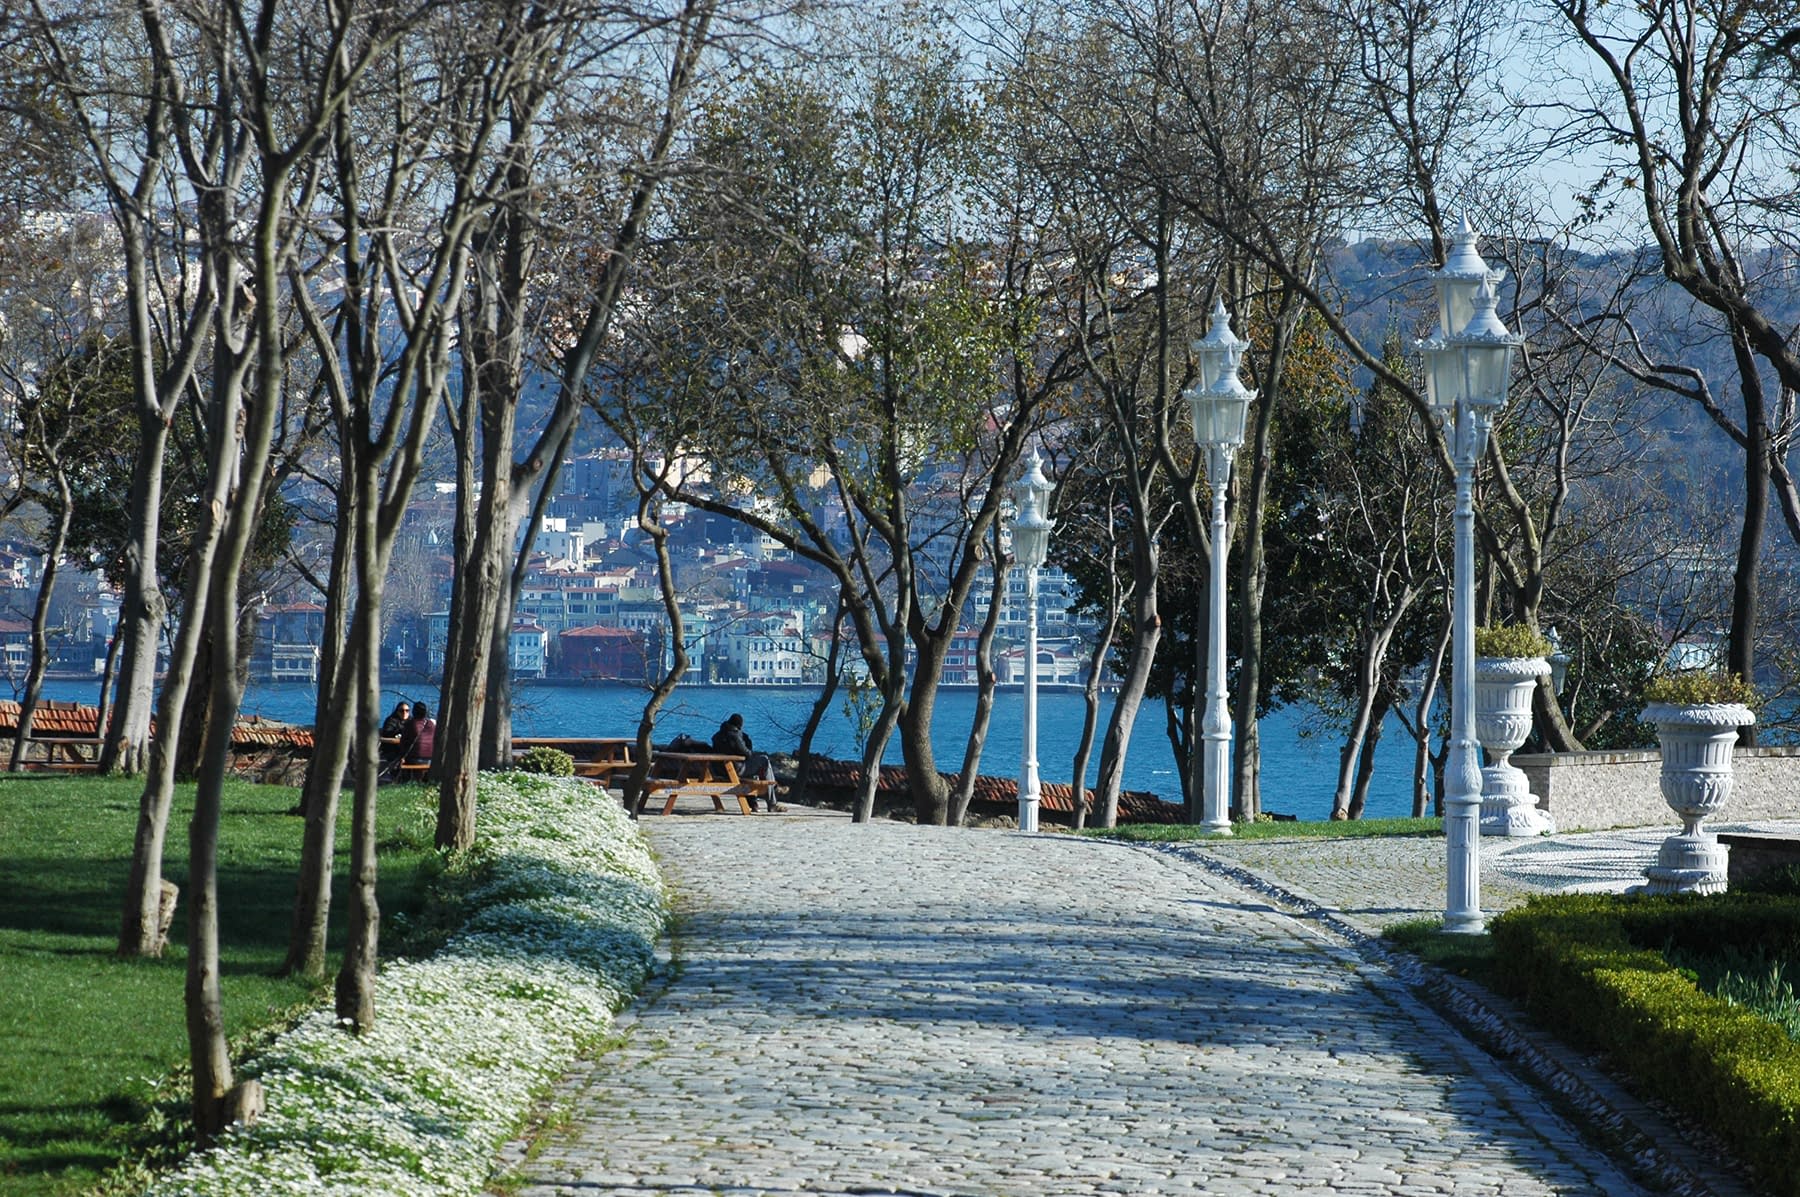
[380,701,412,739]
[379,701,411,780]
[712,713,783,812]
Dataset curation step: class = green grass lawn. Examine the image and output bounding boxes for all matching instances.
[0,775,441,1197]
[1089,815,1443,842]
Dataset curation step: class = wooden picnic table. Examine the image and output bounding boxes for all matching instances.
[633,750,769,817]
[21,734,103,770]
[512,736,637,782]
[512,736,635,759]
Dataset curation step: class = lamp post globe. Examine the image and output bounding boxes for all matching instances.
[1184,297,1255,835]
[1420,228,1520,934]
[1010,448,1054,833]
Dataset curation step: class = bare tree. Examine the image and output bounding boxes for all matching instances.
[23,0,221,780]
[2,339,121,771]
[431,0,720,852]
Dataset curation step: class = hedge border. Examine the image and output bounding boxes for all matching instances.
[1490,893,1800,1195]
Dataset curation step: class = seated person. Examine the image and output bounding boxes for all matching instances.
[380,700,411,739]
[378,701,410,780]
[711,713,783,812]
[401,703,436,765]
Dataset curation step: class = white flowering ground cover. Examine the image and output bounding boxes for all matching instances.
[146,772,667,1197]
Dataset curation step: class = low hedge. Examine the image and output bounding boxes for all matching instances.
[1490,893,1800,1193]
[515,745,575,776]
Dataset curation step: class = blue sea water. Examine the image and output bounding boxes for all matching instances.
[30,677,1420,820]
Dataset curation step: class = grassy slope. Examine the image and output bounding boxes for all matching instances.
[0,776,439,1197]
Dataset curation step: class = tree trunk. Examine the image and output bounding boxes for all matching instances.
[285,468,358,978]
[116,400,238,957]
[10,478,71,772]
[173,626,214,780]
[186,589,250,1144]
[1069,606,1117,831]
[1331,676,1378,822]
[1412,609,1450,817]
[481,596,512,769]
[1094,576,1159,828]
[853,693,903,823]
[901,634,954,825]
[1347,691,1389,820]
[434,462,514,851]
[948,531,1006,826]
[1728,331,1768,747]
[1530,675,1581,753]
[99,413,170,776]
[94,628,122,748]
[335,468,387,1029]
[791,601,847,806]
[286,650,356,978]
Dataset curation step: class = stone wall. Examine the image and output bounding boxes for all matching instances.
[1513,747,1800,832]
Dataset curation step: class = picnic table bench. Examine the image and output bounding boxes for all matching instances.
[631,750,772,816]
[19,734,103,772]
[510,736,641,788]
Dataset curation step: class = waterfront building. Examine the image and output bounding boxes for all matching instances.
[719,611,813,684]
[557,624,654,681]
[942,628,986,685]
[998,638,1087,687]
[252,602,327,682]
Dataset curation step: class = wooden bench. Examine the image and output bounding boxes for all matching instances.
[575,760,634,785]
[396,762,430,781]
[29,760,99,774]
[21,735,103,767]
[634,777,775,817]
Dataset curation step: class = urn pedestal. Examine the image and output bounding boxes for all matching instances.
[1643,702,1755,895]
[1476,656,1555,836]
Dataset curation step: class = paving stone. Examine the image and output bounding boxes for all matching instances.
[498,814,1712,1195]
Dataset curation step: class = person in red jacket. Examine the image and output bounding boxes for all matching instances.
[402,703,436,764]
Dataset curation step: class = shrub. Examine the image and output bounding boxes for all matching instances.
[144,773,666,1196]
[1642,670,1760,707]
[1473,623,1552,659]
[1489,893,1800,1193]
[515,745,575,776]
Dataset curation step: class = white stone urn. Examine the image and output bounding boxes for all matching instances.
[1643,701,1755,894]
[1475,655,1555,836]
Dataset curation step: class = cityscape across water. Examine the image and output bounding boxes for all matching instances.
[31,677,1421,821]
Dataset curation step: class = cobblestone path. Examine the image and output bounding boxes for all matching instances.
[510,819,1651,1196]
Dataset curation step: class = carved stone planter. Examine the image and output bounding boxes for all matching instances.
[1643,702,1756,894]
[1476,656,1555,836]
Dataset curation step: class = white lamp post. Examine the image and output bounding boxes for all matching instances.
[1420,220,1521,934]
[1184,297,1255,835]
[1010,449,1054,833]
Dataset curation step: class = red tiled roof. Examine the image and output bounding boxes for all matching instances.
[561,624,641,639]
[797,757,1185,824]
[0,700,316,748]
